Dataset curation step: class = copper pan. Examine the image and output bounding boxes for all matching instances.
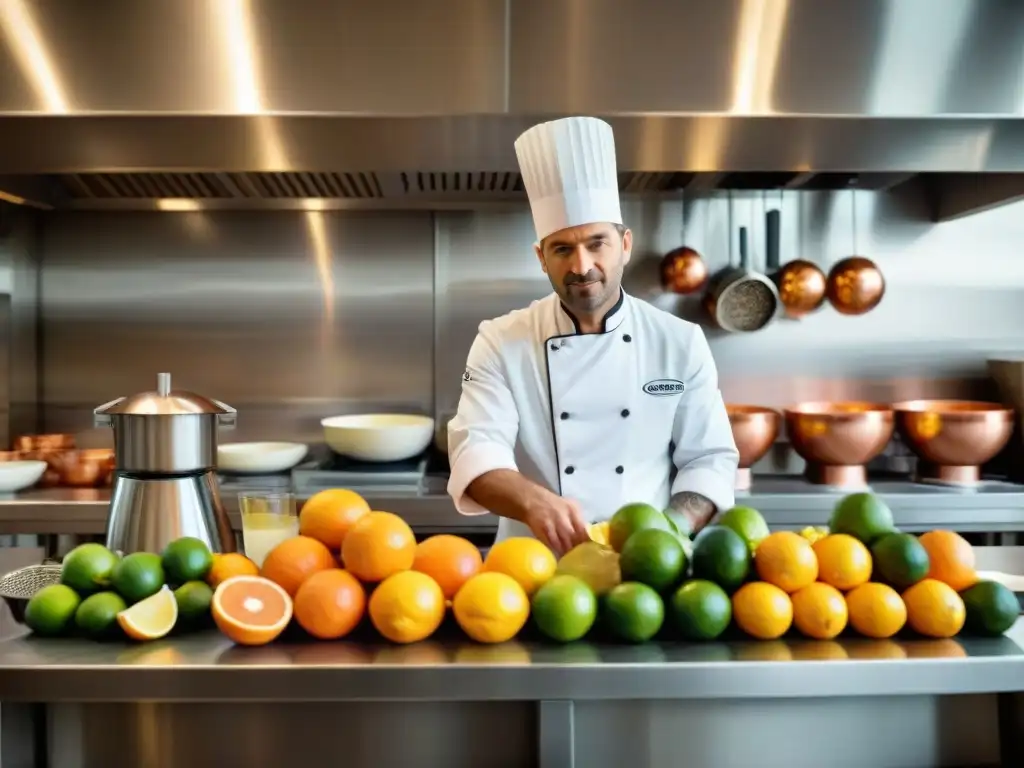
[784,402,894,488]
[661,246,708,295]
[765,207,826,319]
[726,405,780,491]
[893,400,1014,485]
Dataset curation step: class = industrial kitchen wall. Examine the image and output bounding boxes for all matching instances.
[32,188,1024,446]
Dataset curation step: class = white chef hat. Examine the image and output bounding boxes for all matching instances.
[514,116,622,242]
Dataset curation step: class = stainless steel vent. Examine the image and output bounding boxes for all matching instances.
[58,172,384,200]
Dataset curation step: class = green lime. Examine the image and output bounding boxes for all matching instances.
[829,492,895,545]
[717,506,770,553]
[556,542,622,596]
[161,537,214,585]
[609,502,672,552]
[173,581,214,628]
[669,579,732,640]
[24,584,81,637]
[871,532,930,590]
[110,552,165,604]
[74,591,127,639]
[60,543,119,595]
[531,575,597,643]
[619,529,687,592]
[961,581,1019,637]
[691,526,750,593]
[602,582,664,643]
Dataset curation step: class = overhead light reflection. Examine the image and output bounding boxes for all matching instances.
[731,0,790,114]
[156,199,203,212]
[304,211,337,329]
[0,0,69,112]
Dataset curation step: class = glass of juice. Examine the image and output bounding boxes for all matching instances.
[239,491,299,568]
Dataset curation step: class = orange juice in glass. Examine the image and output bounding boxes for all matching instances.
[239,491,298,568]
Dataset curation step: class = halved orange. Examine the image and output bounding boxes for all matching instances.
[117,585,178,641]
[212,575,293,646]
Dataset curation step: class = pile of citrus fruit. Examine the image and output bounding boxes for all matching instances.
[23,536,259,641]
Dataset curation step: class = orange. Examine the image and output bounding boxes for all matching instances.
[845,582,907,639]
[341,511,417,584]
[452,572,530,643]
[212,575,293,646]
[260,536,337,597]
[812,534,872,591]
[412,535,483,600]
[368,570,445,644]
[298,488,371,550]
[791,582,848,640]
[293,568,366,640]
[206,552,260,588]
[902,578,966,638]
[918,530,977,592]
[731,581,793,640]
[483,537,557,595]
[754,531,819,593]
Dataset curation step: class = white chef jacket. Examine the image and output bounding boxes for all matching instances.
[447,290,739,544]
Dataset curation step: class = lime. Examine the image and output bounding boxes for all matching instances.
[669,579,732,640]
[871,532,929,590]
[531,575,597,642]
[960,581,1019,637]
[556,542,622,596]
[619,529,687,592]
[691,526,750,593]
[110,552,165,604]
[61,543,119,595]
[829,492,895,545]
[173,580,214,628]
[717,506,770,552]
[602,582,664,643]
[74,591,127,639]
[24,584,81,636]
[161,537,214,585]
[608,502,672,552]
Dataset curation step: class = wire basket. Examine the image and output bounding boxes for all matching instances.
[0,564,62,624]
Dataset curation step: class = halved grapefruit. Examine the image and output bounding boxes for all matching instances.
[212,575,293,646]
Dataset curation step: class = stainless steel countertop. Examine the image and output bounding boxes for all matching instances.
[0,620,1021,702]
[2,477,1024,535]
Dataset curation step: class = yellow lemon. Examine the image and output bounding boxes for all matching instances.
[587,522,611,546]
[452,572,529,644]
[367,570,445,644]
[483,537,556,595]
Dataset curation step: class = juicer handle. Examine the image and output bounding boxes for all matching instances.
[213,400,237,430]
[93,398,124,428]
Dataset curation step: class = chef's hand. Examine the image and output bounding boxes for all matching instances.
[523,492,590,556]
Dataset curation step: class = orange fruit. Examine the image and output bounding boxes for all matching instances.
[845,582,907,639]
[731,581,793,640]
[293,568,366,640]
[260,536,337,597]
[341,511,416,583]
[206,552,260,588]
[412,535,483,600]
[298,488,371,550]
[812,534,872,591]
[483,537,557,595]
[918,530,977,592]
[791,582,848,640]
[754,531,819,593]
[368,570,445,644]
[902,578,966,638]
[452,572,530,643]
[212,575,293,646]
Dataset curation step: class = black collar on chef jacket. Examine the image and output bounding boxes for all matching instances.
[556,288,626,335]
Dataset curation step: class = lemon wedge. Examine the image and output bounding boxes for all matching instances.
[117,585,178,641]
[587,521,611,546]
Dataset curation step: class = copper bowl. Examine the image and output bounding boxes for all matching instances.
[727,405,780,490]
[893,400,1014,485]
[48,449,115,487]
[13,433,74,452]
[784,402,894,488]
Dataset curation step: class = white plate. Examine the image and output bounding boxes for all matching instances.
[217,442,308,474]
[0,461,47,492]
[321,414,434,462]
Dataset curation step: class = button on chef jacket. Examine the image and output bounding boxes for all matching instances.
[447,289,740,545]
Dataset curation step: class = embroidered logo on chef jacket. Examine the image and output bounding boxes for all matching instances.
[642,379,685,396]
[463,370,473,382]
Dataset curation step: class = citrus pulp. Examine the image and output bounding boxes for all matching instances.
[117,585,178,641]
[212,575,293,646]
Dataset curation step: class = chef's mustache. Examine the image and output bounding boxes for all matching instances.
[564,270,602,286]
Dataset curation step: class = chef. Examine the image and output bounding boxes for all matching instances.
[447,116,739,554]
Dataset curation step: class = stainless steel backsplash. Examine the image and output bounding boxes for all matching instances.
[31,186,1024,445]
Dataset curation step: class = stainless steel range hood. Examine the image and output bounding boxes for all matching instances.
[1,0,1023,220]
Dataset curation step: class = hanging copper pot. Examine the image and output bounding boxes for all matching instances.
[661,246,709,295]
[826,256,885,315]
[765,207,826,318]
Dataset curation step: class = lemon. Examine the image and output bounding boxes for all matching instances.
[483,537,556,595]
[116,585,178,641]
[452,572,529,643]
[587,522,611,546]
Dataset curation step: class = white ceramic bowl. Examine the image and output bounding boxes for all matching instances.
[0,460,48,492]
[217,442,308,474]
[321,414,435,462]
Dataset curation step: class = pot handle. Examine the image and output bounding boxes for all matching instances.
[93,398,124,428]
[212,400,237,430]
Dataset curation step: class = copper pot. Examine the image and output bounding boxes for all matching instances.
[784,402,894,488]
[25,448,114,488]
[727,405,780,490]
[765,209,826,318]
[14,433,74,452]
[893,400,1014,485]
[826,257,885,315]
[661,246,709,295]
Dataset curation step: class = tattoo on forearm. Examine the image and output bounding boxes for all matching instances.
[670,492,716,527]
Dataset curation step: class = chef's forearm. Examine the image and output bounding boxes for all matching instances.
[465,469,552,524]
[669,491,716,532]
